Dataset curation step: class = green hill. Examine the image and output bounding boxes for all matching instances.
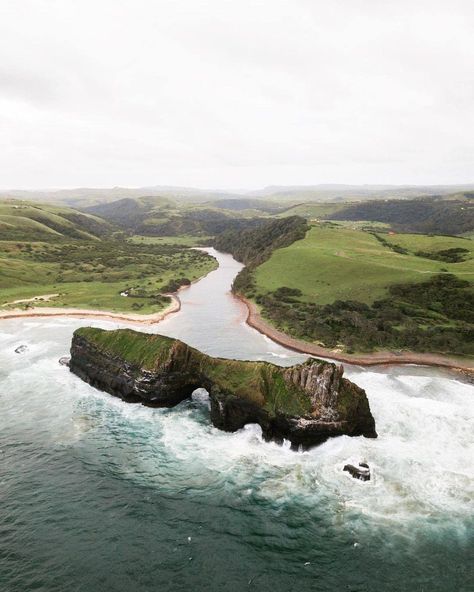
[327,195,474,235]
[231,224,473,356]
[85,196,177,228]
[0,200,113,241]
[85,196,267,236]
[0,199,217,314]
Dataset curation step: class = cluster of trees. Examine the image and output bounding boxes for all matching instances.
[371,233,409,254]
[214,216,308,266]
[372,232,470,263]
[19,240,214,287]
[85,197,268,237]
[160,277,191,293]
[138,211,265,237]
[414,247,469,263]
[253,274,473,356]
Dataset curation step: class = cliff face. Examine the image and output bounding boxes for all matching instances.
[70,327,377,449]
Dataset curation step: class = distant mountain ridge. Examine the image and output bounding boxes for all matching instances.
[2,183,474,208]
[250,184,474,201]
[0,186,245,208]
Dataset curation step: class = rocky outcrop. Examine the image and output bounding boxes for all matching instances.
[70,327,377,449]
[343,462,371,482]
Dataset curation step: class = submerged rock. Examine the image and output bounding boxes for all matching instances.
[69,327,377,449]
[14,345,28,354]
[343,462,371,481]
[59,356,70,366]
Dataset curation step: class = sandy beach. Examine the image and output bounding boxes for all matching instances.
[0,295,181,325]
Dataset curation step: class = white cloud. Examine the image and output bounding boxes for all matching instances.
[0,0,472,188]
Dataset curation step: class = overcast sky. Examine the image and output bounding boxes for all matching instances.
[0,0,473,189]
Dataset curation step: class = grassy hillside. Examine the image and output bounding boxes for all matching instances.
[205,198,285,213]
[85,196,176,228]
[273,202,345,220]
[245,225,473,355]
[0,239,217,314]
[383,232,472,254]
[253,226,474,305]
[84,196,267,236]
[327,196,474,235]
[0,200,113,241]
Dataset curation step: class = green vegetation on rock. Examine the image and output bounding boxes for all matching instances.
[72,326,372,422]
[73,327,313,413]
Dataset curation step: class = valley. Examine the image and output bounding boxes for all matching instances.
[1,188,473,362]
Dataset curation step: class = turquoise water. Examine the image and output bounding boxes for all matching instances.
[1,250,473,591]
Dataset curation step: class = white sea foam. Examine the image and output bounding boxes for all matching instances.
[1,308,473,539]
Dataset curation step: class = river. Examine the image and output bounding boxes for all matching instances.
[0,249,473,591]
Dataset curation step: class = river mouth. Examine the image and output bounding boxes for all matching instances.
[1,249,473,591]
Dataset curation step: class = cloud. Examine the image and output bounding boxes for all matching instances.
[0,0,472,188]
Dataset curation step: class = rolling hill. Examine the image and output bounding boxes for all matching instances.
[84,196,267,236]
[0,200,114,241]
[327,195,474,235]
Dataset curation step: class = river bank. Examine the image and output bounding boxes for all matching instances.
[238,294,474,376]
[0,294,181,325]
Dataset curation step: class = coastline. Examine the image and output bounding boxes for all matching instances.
[0,294,181,325]
[237,294,474,376]
[0,247,219,326]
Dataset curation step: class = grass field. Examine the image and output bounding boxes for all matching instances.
[328,220,391,231]
[253,225,474,305]
[383,232,473,253]
[0,240,217,314]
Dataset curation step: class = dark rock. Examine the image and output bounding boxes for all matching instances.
[69,327,378,449]
[14,345,28,354]
[343,462,371,481]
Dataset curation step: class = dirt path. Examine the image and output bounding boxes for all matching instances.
[238,294,474,376]
[3,293,59,306]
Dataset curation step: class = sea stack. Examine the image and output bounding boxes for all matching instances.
[69,327,377,449]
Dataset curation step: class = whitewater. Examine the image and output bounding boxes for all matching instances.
[1,249,473,591]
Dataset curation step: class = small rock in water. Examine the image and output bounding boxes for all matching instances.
[14,345,28,354]
[343,462,371,482]
[59,356,70,367]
